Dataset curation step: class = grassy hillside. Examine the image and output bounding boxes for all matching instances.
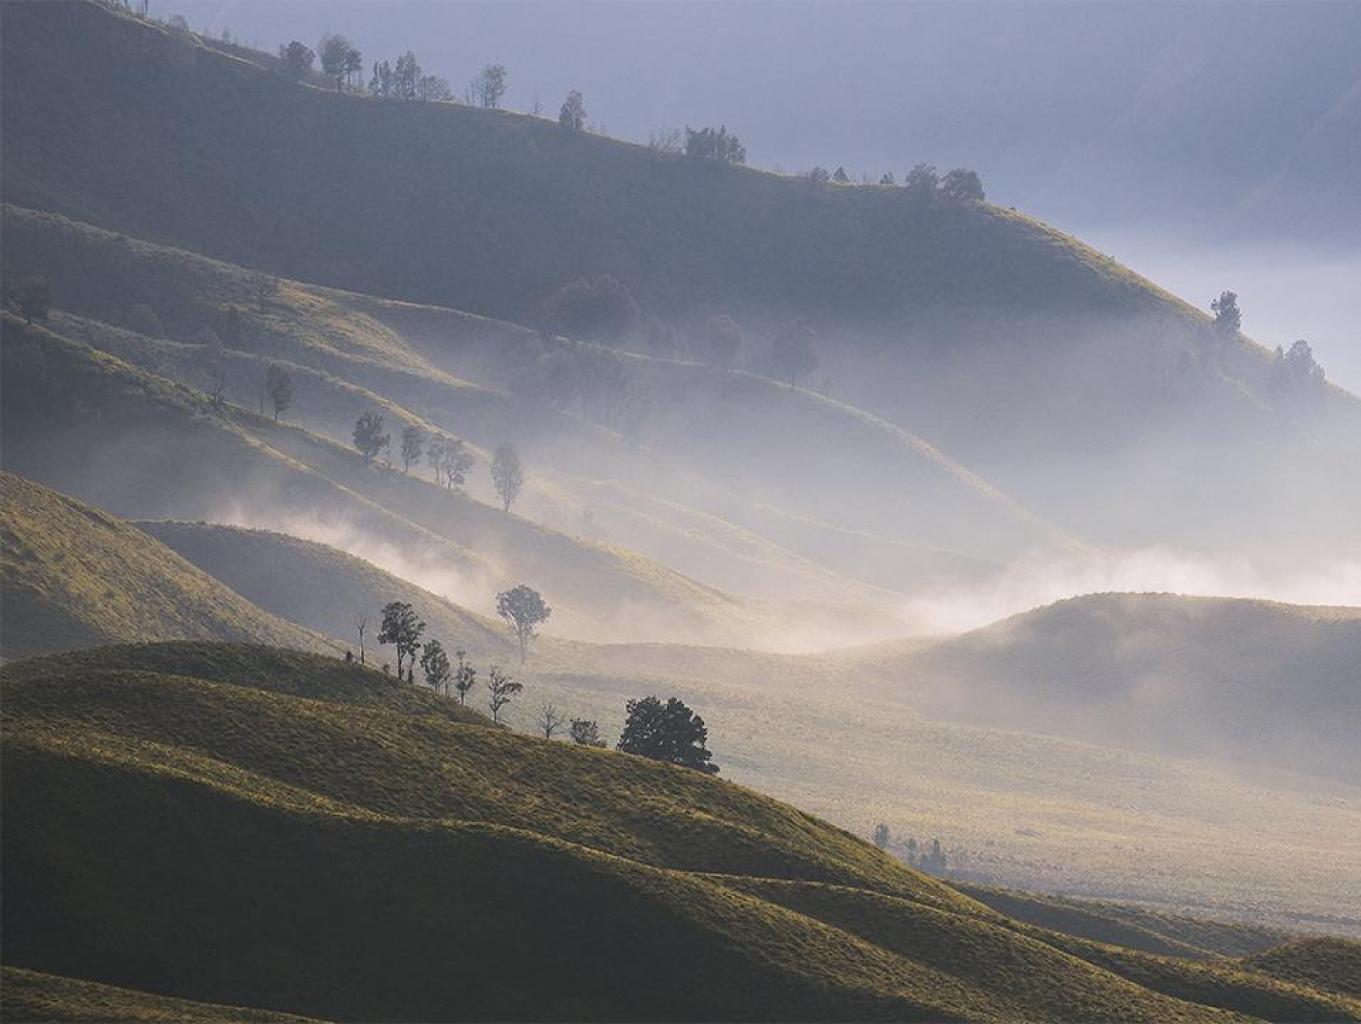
[1,312,800,645]
[0,472,329,661]
[4,2,1359,561]
[1243,939,1361,1000]
[79,517,1361,935]
[5,642,1358,1022]
[0,2,1186,336]
[855,592,1361,782]
[1,203,1065,583]
[0,965,319,1023]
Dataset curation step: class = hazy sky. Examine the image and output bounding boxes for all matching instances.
[156,0,1361,391]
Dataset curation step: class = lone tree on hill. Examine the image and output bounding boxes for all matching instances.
[5,276,51,324]
[496,584,551,662]
[873,823,891,849]
[832,166,850,184]
[353,610,370,665]
[491,442,524,512]
[279,41,314,79]
[400,424,426,474]
[474,64,508,108]
[939,168,985,202]
[318,33,359,91]
[265,363,293,421]
[559,90,587,130]
[1211,290,1242,338]
[808,166,831,184]
[453,650,477,705]
[880,172,896,185]
[486,666,523,724]
[420,639,451,696]
[378,601,425,678]
[616,696,719,774]
[538,703,567,739]
[570,718,605,747]
[353,411,390,466]
[772,320,819,387]
[428,435,476,489]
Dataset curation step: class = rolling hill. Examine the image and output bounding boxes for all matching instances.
[84,516,1361,937]
[0,472,329,661]
[852,592,1361,782]
[7,0,1360,562]
[4,642,1359,1022]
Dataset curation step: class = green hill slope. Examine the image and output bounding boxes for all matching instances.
[1243,939,1361,1000]
[0,203,1064,583]
[75,517,1361,936]
[0,312,785,645]
[5,642,1357,1022]
[0,472,329,661]
[0,965,318,1024]
[856,592,1361,782]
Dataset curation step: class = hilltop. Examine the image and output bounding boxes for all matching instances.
[5,641,1359,1022]
[0,472,329,661]
[851,592,1361,783]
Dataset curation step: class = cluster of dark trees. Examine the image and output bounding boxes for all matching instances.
[1208,291,1327,418]
[807,162,985,201]
[350,412,525,512]
[355,601,717,772]
[685,126,746,165]
[872,823,949,873]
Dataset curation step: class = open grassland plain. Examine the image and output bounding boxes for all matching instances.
[3,642,1359,1022]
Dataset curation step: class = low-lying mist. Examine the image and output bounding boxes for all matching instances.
[898,546,1361,636]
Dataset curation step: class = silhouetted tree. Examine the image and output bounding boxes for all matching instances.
[378,601,425,678]
[400,424,426,474]
[704,313,742,369]
[353,610,370,665]
[903,162,939,200]
[772,319,819,387]
[353,411,390,465]
[420,639,451,695]
[453,650,477,705]
[318,33,356,91]
[832,165,850,184]
[808,166,831,183]
[265,363,293,421]
[491,442,524,512]
[873,823,891,849]
[394,50,420,100]
[1269,339,1327,417]
[545,275,638,345]
[370,59,395,97]
[880,171,896,186]
[1211,290,1242,338]
[486,665,522,724]
[616,696,718,773]
[685,126,745,164]
[5,276,51,324]
[538,703,566,739]
[496,583,551,662]
[570,718,605,747]
[417,74,452,101]
[279,41,314,79]
[939,168,985,202]
[428,435,476,488]
[474,64,508,108]
[559,89,587,130]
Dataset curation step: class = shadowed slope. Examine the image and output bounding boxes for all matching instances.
[0,472,330,661]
